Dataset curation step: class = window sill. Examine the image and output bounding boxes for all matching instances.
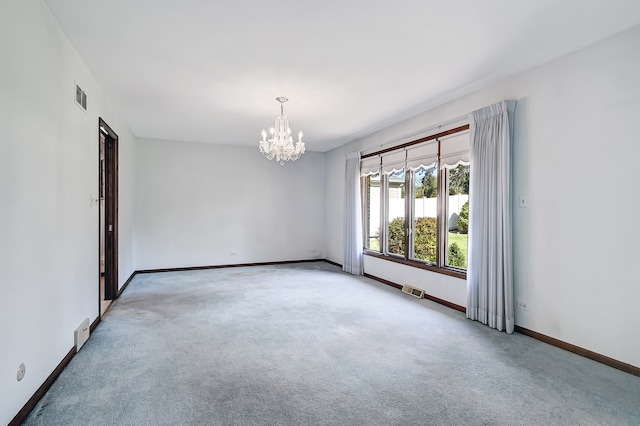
[363,250,467,280]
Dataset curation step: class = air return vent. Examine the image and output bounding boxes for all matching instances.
[75,81,87,111]
[74,318,90,352]
[401,284,424,299]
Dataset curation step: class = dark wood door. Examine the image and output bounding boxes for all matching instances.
[100,119,118,300]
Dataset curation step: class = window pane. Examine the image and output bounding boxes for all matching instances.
[446,164,469,269]
[364,173,381,251]
[387,170,406,256]
[412,165,437,263]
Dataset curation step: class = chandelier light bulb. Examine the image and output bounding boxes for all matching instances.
[258,97,306,165]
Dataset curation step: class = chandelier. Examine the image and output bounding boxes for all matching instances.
[259,97,305,165]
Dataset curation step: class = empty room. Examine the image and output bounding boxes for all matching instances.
[1,1,640,425]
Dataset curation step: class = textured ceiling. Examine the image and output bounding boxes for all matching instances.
[43,0,640,152]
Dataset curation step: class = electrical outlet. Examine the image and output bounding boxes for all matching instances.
[516,300,529,311]
[518,194,528,208]
[17,363,26,381]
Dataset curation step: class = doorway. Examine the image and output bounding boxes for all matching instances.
[99,119,118,316]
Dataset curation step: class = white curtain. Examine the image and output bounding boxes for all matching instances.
[466,100,516,333]
[343,151,363,275]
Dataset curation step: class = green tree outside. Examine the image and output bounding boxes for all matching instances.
[449,164,469,195]
[448,242,466,268]
[387,217,405,256]
[457,201,469,234]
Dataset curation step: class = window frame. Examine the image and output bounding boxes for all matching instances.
[363,173,382,251]
[360,125,469,280]
[385,168,407,258]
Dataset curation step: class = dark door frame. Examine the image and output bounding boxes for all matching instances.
[99,118,118,300]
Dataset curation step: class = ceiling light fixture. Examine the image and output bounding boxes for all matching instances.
[259,97,305,165]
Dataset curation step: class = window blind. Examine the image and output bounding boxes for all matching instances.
[440,131,470,169]
[381,151,406,174]
[360,156,381,176]
[406,141,438,170]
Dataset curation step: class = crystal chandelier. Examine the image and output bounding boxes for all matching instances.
[258,97,305,165]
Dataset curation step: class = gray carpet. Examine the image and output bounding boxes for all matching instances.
[23,262,640,425]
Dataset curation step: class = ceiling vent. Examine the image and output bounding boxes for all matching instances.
[75,81,87,111]
[402,284,424,299]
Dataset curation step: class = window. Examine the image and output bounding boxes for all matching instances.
[440,131,470,270]
[411,164,438,264]
[445,164,469,268]
[363,173,381,251]
[380,150,407,257]
[362,156,382,251]
[361,126,470,275]
[387,169,406,256]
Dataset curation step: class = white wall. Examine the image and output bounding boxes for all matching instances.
[326,26,640,368]
[0,1,136,424]
[135,139,326,269]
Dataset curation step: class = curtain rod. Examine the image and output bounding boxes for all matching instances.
[361,124,469,159]
[360,113,468,158]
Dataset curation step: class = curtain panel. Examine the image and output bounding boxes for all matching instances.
[466,100,516,333]
[343,151,363,275]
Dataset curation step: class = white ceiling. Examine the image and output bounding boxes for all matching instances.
[43,0,640,152]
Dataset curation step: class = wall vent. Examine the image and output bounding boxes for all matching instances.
[75,81,87,111]
[74,318,90,352]
[401,284,424,299]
